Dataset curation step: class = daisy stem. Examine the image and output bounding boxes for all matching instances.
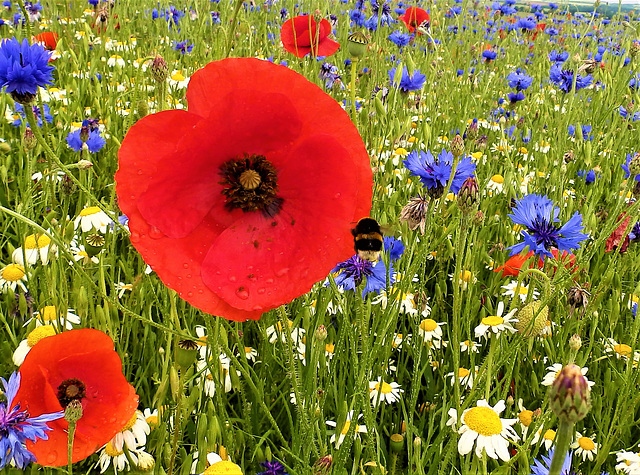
[67,420,76,475]
[168,291,184,475]
[350,58,358,119]
[485,336,496,399]
[547,420,574,475]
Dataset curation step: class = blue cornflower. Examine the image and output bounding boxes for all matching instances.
[403,149,476,196]
[383,236,404,260]
[568,124,593,141]
[619,105,640,122]
[369,0,394,25]
[330,255,393,297]
[507,68,533,90]
[172,40,194,54]
[165,5,184,27]
[530,448,572,475]
[2,0,11,8]
[622,153,640,181]
[350,9,365,26]
[258,460,289,475]
[11,103,52,127]
[507,91,525,104]
[482,49,497,61]
[630,221,640,241]
[211,11,221,23]
[629,73,640,91]
[508,194,589,259]
[549,64,592,93]
[548,50,569,63]
[66,123,106,153]
[388,31,411,49]
[318,62,343,89]
[0,372,63,469]
[388,66,426,92]
[515,16,536,31]
[0,37,54,103]
[577,169,596,184]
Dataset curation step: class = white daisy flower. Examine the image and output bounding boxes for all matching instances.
[486,174,505,194]
[74,206,113,233]
[369,378,403,406]
[111,410,150,452]
[143,408,159,428]
[106,54,125,67]
[450,269,476,291]
[325,411,368,448]
[242,346,258,362]
[474,302,518,339]
[541,428,556,450]
[27,305,80,329]
[501,280,539,302]
[571,432,598,462]
[12,233,57,266]
[197,353,234,397]
[541,363,595,388]
[603,338,640,361]
[168,69,190,89]
[115,282,134,298]
[616,450,640,474]
[99,441,137,473]
[265,320,305,345]
[446,399,519,461]
[0,264,28,292]
[460,339,481,353]
[13,325,57,366]
[446,366,477,390]
[417,318,445,346]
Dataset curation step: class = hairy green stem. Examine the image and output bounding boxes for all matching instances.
[548,420,574,475]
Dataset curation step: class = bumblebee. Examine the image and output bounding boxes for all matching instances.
[351,217,384,262]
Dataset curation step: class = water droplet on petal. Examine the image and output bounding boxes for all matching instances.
[187,292,193,297]
[137,169,144,175]
[236,288,249,300]
[183,263,189,269]
[186,274,191,278]
[335,192,341,199]
[148,226,163,239]
[275,268,289,277]
[47,452,58,464]
[265,278,274,284]
[198,289,204,294]
[229,275,237,283]
[130,232,140,243]
[252,305,263,311]
[257,288,266,295]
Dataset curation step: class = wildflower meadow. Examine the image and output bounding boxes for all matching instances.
[2,0,640,474]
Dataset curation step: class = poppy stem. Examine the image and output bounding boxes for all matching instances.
[225,0,245,57]
[350,58,358,118]
[67,420,76,475]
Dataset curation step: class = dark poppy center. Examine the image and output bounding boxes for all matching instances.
[57,378,87,408]
[219,155,282,217]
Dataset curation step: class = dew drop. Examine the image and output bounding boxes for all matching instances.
[275,268,289,277]
[236,288,249,300]
[183,263,189,269]
[198,289,204,294]
[252,305,263,311]
[334,192,341,199]
[247,265,254,271]
[130,232,140,243]
[137,169,143,175]
[186,274,192,278]
[247,275,257,282]
[148,226,163,239]
[46,452,58,464]
[228,275,237,283]
[257,288,266,295]
[265,278,274,284]
[187,292,193,298]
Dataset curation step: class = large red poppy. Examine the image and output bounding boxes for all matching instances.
[14,329,138,467]
[280,15,340,58]
[116,58,372,321]
[398,7,430,34]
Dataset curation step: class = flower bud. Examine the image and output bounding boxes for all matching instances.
[549,364,591,423]
[451,133,465,158]
[413,436,422,448]
[628,152,640,177]
[506,395,514,407]
[457,176,479,214]
[475,134,488,150]
[472,210,485,226]
[312,455,332,475]
[23,128,37,150]
[314,325,327,342]
[569,334,582,351]
[137,450,155,472]
[347,31,368,59]
[389,433,404,453]
[150,55,169,83]
[631,40,640,58]
[64,399,83,423]
[515,301,548,338]
[0,141,11,153]
[176,339,199,371]
[77,159,93,170]
[465,119,478,139]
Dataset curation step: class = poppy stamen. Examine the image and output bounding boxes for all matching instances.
[57,378,87,408]
[219,154,282,216]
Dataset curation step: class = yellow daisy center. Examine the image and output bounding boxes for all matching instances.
[40,305,57,322]
[2,264,26,281]
[578,436,595,451]
[27,325,56,347]
[544,429,556,441]
[482,316,504,326]
[517,286,529,294]
[203,461,243,474]
[420,319,438,332]
[614,344,632,357]
[374,382,393,394]
[146,415,158,425]
[122,411,139,431]
[325,343,335,353]
[340,421,351,435]
[244,346,254,354]
[518,410,533,427]
[24,234,51,250]
[79,206,101,217]
[171,71,186,81]
[458,367,470,378]
[105,441,123,457]
[463,406,502,436]
[491,174,504,184]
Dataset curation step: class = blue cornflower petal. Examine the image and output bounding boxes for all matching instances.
[0,37,54,99]
[383,236,404,260]
[403,149,476,195]
[329,255,392,297]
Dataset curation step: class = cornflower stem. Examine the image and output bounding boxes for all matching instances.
[156,80,167,113]
[67,421,76,475]
[350,57,358,119]
[548,419,574,475]
[484,336,497,399]
[225,0,244,57]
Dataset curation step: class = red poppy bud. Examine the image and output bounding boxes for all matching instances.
[116,58,372,321]
[14,329,138,466]
[280,15,340,58]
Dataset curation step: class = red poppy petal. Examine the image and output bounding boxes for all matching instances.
[16,329,138,467]
[201,134,361,310]
[314,37,341,57]
[280,17,339,57]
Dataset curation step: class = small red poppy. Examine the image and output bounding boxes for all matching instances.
[14,329,138,467]
[280,15,339,58]
[398,7,430,34]
[494,249,577,277]
[116,58,372,321]
[33,32,58,51]
[605,213,630,253]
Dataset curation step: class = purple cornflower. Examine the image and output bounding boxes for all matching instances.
[258,460,289,475]
[507,91,525,104]
[549,50,569,63]
[403,149,476,196]
[508,194,589,259]
[11,103,52,127]
[549,64,592,93]
[388,30,411,49]
[388,66,426,92]
[482,49,498,61]
[66,121,106,153]
[577,169,596,184]
[172,40,194,54]
[0,37,54,103]
[0,372,63,469]
[318,62,342,89]
[329,255,393,297]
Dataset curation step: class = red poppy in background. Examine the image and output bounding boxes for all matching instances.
[605,213,631,253]
[14,329,138,467]
[494,249,577,277]
[33,32,58,51]
[280,15,340,58]
[398,7,430,34]
[116,58,372,321]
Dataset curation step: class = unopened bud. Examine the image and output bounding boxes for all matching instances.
[631,40,640,58]
[457,176,479,214]
[451,133,465,158]
[549,364,591,423]
[628,153,640,177]
[413,436,422,448]
[77,159,93,170]
[64,399,83,423]
[569,334,582,351]
[312,454,333,475]
[506,395,514,407]
[314,325,327,342]
[23,128,37,150]
[473,210,485,226]
[150,55,169,83]
[137,451,155,472]
[0,141,11,153]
